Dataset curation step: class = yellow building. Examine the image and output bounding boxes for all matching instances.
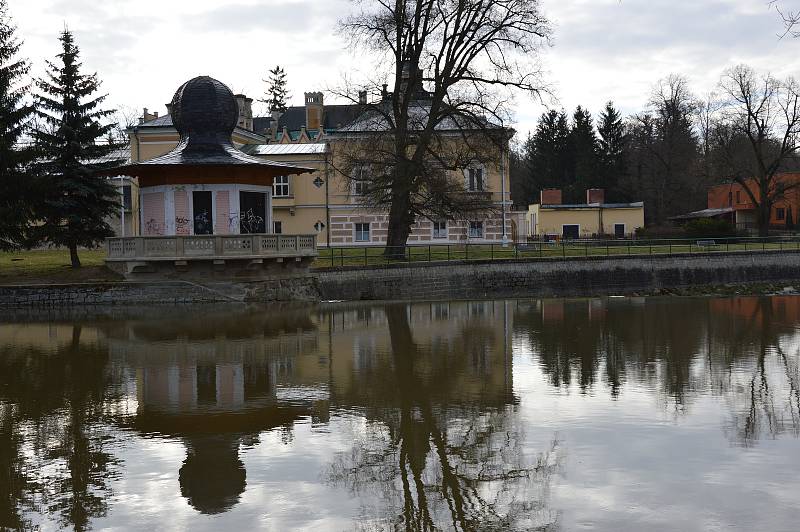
[127,89,513,247]
[526,188,644,239]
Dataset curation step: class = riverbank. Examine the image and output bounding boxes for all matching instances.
[3,249,800,306]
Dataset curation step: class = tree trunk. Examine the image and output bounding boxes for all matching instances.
[384,191,413,260]
[757,202,771,237]
[69,243,81,268]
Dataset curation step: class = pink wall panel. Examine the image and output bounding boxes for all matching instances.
[142,192,165,235]
[174,190,190,235]
[216,190,230,235]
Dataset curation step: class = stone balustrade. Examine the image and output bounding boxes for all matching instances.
[105,234,317,278]
[107,234,317,260]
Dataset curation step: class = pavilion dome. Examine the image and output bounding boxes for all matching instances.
[170,76,238,143]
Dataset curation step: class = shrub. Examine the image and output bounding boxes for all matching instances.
[683,218,737,238]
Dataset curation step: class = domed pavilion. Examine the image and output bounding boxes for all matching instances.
[104,76,317,278]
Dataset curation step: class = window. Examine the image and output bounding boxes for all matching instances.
[432,220,447,239]
[468,221,483,238]
[273,175,290,197]
[562,224,579,239]
[239,191,267,233]
[122,185,132,211]
[776,207,786,221]
[467,167,484,191]
[728,191,733,206]
[614,223,625,238]
[192,191,213,235]
[273,221,283,234]
[355,222,370,242]
[736,190,742,203]
[353,166,369,195]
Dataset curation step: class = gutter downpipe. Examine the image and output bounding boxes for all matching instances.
[325,143,331,248]
[501,140,508,246]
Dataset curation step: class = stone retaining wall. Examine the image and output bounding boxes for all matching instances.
[315,250,800,300]
[4,251,800,306]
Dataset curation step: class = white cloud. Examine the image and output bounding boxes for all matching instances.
[7,0,799,139]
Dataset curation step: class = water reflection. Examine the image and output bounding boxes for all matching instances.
[513,296,800,445]
[0,296,799,530]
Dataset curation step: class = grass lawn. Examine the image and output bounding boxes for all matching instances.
[313,240,800,268]
[0,248,120,285]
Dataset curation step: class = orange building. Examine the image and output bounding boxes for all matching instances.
[707,173,800,230]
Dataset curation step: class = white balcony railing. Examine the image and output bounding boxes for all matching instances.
[107,234,317,260]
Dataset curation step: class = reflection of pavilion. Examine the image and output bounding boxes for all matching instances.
[97,301,516,515]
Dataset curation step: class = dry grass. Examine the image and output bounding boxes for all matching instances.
[0,249,121,285]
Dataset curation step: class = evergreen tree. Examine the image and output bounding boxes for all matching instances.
[32,29,123,267]
[567,105,599,202]
[0,0,36,250]
[263,65,288,114]
[527,110,570,201]
[597,101,627,199]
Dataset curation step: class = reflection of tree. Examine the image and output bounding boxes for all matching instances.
[328,304,561,531]
[0,326,117,531]
[0,404,32,530]
[723,298,800,446]
[515,297,800,445]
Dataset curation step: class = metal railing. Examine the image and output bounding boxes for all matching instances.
[106,234,318,260]
[314,236,800,269]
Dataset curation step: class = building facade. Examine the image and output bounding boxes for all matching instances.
[706,174,800,230]
[526,188,645,239]
[128,89,513,247]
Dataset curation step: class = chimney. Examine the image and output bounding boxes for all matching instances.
[153,111,158,118]
[586,188,605,205]
[165,102,173,116]
[382,83,389,101]
[540,189,562,205]
[140,107,157,123]
[305,91,324,131]
[358,90,367,105]
[234,94,254,131]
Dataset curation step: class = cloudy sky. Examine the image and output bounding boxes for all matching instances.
[7,0,799,139]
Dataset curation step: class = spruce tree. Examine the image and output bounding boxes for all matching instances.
[527,110,571,201]
[568,105,599,202]
[597,101,627,199]
[0,0,36,250]
[32,29,123,267]
[263,65,288,114]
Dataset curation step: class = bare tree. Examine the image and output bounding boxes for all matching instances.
[713,65,800,236]
[770,1,800,38]
[337,0,550,257]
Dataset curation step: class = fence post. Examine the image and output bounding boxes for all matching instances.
[428,245,432,262]
[364,247,368,266]
[491,244,494,261]
[562,242,566,258]
[466,244,469,261]
[331,248,334,268]
[447,245,451,261]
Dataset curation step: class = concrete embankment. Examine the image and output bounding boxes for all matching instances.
[3,250,800,306]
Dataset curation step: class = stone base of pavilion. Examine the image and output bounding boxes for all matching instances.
[106,234,317,280]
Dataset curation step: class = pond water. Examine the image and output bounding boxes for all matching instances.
[1,296,799,531]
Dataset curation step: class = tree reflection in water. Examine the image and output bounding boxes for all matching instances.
[0,325,118,531]
[1,297,800,530]
[514,296,800,445]
[327,304,562,531]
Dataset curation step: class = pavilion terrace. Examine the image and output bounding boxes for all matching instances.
[104,76,317,278]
